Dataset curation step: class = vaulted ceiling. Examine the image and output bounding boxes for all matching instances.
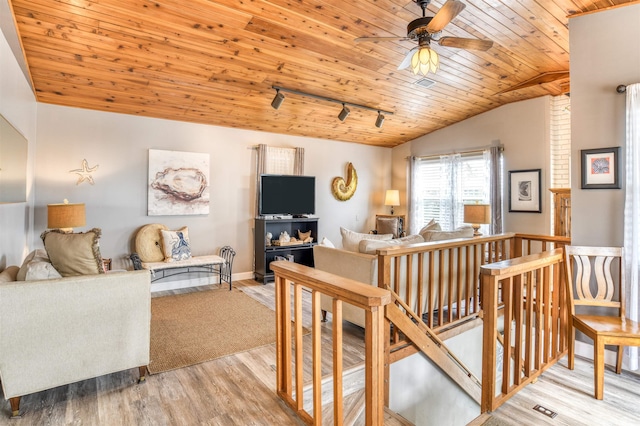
[9,0,634,147]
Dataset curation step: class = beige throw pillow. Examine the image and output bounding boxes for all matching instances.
[160,227,192,262]
[135,223,169,262]
[340,227,393,252]
[41,228,104,277]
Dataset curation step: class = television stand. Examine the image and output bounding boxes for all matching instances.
[254,217,318,284]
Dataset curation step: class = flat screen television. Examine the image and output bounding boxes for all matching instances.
[259,175,315,216]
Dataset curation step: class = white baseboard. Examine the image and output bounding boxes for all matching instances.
[574,340,622,368]
[150,271,255,293]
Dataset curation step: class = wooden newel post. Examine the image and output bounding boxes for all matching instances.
[365,307,385,425]
[480,272,498,413]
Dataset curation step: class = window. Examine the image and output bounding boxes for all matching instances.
[413,152,492,232]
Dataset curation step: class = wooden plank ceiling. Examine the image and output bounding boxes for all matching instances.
[9,0,636,147]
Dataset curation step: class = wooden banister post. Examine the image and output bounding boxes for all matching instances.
[365,307,385,425]
[480,272,498,413]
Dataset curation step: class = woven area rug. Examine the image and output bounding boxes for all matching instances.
[149,288,282,374]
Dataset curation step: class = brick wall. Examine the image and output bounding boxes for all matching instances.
[550,95,571,188]
[550,95,571,233]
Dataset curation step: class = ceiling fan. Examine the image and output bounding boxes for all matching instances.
[355,0,493,75]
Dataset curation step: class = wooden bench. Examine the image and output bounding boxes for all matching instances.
[130,224,235,289]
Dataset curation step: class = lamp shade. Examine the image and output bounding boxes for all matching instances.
[384,190,400,207]
[48,203,86,229]
[463,204,491,224]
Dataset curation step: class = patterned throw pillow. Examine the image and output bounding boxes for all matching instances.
[160,227,192,262]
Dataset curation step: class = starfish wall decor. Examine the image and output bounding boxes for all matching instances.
[70,159,99,185]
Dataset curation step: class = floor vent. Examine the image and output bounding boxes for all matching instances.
[414,77,436,88]
[533,404,557,418]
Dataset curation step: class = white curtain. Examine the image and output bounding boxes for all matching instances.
[439,154,462,230]
[255,144,305,216]
[624,83,640,371]
[486,147,503,234]
[408,156,420,235]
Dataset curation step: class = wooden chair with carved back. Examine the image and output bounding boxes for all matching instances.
[564,245,640,399]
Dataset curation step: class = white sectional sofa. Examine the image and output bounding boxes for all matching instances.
[314,225,474,328]
[0,264,150,417]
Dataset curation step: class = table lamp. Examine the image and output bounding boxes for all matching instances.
[463,203,490,236]
[385,190,400,215]
[48,200,86,233]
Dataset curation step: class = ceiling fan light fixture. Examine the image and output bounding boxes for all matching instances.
[411,46,439,76]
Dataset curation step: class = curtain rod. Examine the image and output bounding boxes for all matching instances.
[407,146,504,160]
[617,85,627,93]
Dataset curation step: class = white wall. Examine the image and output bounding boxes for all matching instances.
[34,104,391,275]
[569,4,640,246]
[390,326,483,425]
[0,8,37,269]
[393,97,552,234]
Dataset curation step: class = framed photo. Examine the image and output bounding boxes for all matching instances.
[509,169,542,213]
[581,147,621,189]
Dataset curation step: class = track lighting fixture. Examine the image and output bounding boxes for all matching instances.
[271,89,285,110]
[338,103,350,122]
[270,86,393,128]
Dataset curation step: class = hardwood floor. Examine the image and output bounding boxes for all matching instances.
[1,279,639,425]
[471,357,640,426]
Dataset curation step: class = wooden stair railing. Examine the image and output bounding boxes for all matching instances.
[271,261,391,426]
[271,234,570,425]
[480,248,568,413]
[385,287,482,403]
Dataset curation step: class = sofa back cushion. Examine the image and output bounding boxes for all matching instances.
[340,227,393,252]
[41,228,104,277]
[421,226,474,242]
[358,234,425,254]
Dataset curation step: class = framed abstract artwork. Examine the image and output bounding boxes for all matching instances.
[509,169,542,213]
[581,147,621,189]
[148,149,210,216]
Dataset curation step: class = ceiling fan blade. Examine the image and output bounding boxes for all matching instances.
[398,47,419,70]
[426,0,466,33]
[355,36,410,43]
[496,71,570,94]
[438,37,493,51]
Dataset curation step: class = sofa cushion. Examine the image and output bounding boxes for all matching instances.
[358,234,425,254]
[22,260,63,281]
[17,249,62,281]
[160,227,192,262]
[422,226,474,242]
[376,216,400,237]
[41,228,105,277]
[418,219,441,239]
[319,237,335,248]
[340,227,393,252]
[0,266,19,283]
[17,249,48,281]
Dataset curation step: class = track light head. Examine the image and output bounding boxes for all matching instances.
[271,89,285,110]
[338,103,350,122]
[375,111,385,128]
